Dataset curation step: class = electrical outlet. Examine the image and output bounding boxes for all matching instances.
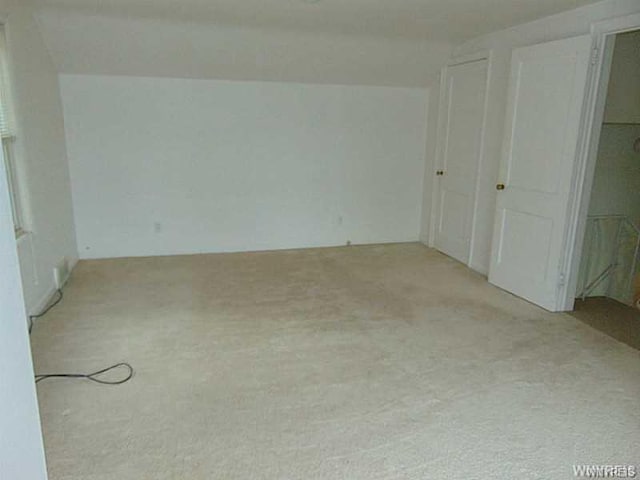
[53,258,70,290]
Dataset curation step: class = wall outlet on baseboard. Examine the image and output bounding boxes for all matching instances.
[53,258,70,290]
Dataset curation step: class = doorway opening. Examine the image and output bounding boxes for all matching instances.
[570,28,640,349]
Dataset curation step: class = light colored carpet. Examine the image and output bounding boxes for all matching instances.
[30,243,640,480]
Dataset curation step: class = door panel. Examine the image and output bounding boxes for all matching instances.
[439,189,468,256]
[489,35,593,311]
[508,57,583,194]
[434,58,488,264]
[497,209,553,282]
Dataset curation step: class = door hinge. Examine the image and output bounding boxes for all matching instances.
[591,46,599,66]
[558,272,566,287]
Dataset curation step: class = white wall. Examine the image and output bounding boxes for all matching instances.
[60,75,428,259]
[590,31,640,225]
[604,30,640,124]
[3,0,77,313]
[588,125,640,225]
[424,0,640,274]
[0,104,48,479]
[37,10,452,88]
[580,124,640,299]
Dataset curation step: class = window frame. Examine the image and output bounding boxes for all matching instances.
[0,24,24,237]
[2,136,23,235]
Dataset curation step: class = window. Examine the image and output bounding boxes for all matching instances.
[0,25,21,234]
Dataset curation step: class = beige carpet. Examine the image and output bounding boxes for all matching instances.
[30,243,640,480]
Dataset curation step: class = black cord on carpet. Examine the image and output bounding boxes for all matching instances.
[29,289,63,334]
[29,287,135,386]
[35,362,134,385]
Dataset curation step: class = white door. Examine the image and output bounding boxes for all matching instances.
[434,58,488,264]
[488,35,593,311]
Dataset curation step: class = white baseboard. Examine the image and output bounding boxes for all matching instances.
[68,256,79,272]
[30,285,58,317]
[29,256,78,316]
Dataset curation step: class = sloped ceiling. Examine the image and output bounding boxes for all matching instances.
[35,0,602,41]
[33,0,601,86]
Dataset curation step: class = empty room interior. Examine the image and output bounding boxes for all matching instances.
[1,0,640,479]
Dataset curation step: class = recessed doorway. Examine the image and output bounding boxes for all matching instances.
[571,28,640,348]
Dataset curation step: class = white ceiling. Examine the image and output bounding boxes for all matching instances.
[35,0,601,42]
[36,10,452,86]
[33,0,602,86]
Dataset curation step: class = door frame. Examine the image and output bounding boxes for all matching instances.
[0,126,48,477]
[561,13,640,311]
[429,50,492,269]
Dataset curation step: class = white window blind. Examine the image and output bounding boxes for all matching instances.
[0,25,21,233]
[0,26,13,139]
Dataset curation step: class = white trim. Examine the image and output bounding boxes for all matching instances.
[591,13,640,36]
[29,256,78,317]
[68,256,79,272]
[30,284,57,318]
[429,50,492,271]
[560,13,640,311]
[446,50,490,67]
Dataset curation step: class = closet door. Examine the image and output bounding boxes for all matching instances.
[434,58,488,264]
[488,35,592,311]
